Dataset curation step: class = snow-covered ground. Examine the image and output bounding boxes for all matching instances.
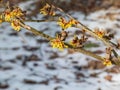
[0,1,120,90]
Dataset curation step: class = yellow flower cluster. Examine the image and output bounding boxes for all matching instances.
[4,7,24,22]
[94,29,105,38]
[50,36,68,50]
[103,59,112,66]
[40,3,55,16]
[58,17,78,30]
[11,7,23,18]
[3,7,24,31]
[11,19,21,31]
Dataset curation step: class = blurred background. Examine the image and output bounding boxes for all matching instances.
[0,0,120,90]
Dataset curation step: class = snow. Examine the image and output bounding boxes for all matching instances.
[0,1,120,90]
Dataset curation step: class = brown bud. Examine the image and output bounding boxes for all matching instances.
[60,31,68,41]
[106,47,112,54]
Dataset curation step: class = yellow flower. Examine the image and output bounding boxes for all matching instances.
[40,3,55,16]
[0,15,3,23]
[11,7,23,17]
[103,59,112,66]
[5,13,11,22]
[11,19,21,31]
[58,17,71,30]
[69,19,79,26]
[4,9,12,22]
[0,19,2,23]
[94,28,105,38]
[5,14,11,21]
[50,35,67,50]
[58,17,78,30]
[3,7,25,22]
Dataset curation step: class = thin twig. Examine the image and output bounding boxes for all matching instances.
[65,43,104,61]
[19,21,105,62]
[55,5,120,63]
[19,22,53,40]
